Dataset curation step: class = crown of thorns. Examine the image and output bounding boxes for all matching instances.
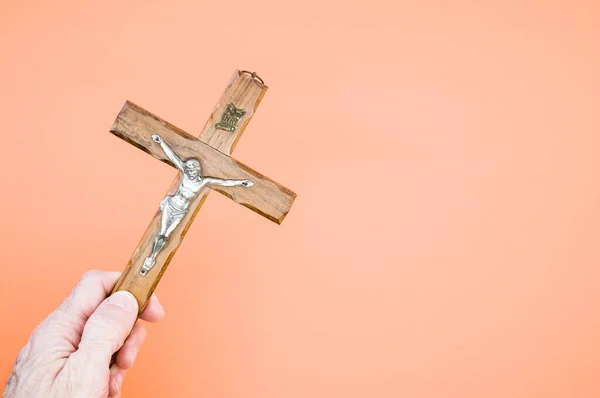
[184,159,200,169]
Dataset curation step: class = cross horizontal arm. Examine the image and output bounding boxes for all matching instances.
[110,101,296,224]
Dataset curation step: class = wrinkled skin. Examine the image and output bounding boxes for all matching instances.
[2,271,165,398]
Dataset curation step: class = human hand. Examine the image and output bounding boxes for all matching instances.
[2,270,165,398]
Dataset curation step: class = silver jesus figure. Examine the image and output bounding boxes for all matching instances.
[140,134,254,275]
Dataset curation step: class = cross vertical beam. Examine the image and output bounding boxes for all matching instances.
[110,71,273,312]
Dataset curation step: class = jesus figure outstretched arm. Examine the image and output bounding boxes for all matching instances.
[152,134,184,171]
[204,177,254,188]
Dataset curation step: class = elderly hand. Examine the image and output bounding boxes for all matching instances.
[2,270,165,398]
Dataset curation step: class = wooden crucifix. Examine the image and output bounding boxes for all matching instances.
[108,70,296,312]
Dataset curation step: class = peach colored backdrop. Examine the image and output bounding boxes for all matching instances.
[1,0,600,397]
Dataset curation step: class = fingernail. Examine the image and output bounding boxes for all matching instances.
[129,347,138,366]
[114,373,124,394]
[107,291,138,313]
[152,295,166,318]
[157,300,166,318]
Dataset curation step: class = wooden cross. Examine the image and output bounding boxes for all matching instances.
[108,70,296,312]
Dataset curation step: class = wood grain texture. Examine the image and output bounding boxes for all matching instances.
[198,70,268,154]
[110,101,296,224]
[109,71,294,313]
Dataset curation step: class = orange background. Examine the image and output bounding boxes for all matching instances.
[1,0,600,397]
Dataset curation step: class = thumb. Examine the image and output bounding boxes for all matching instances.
[75,291,138,367]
